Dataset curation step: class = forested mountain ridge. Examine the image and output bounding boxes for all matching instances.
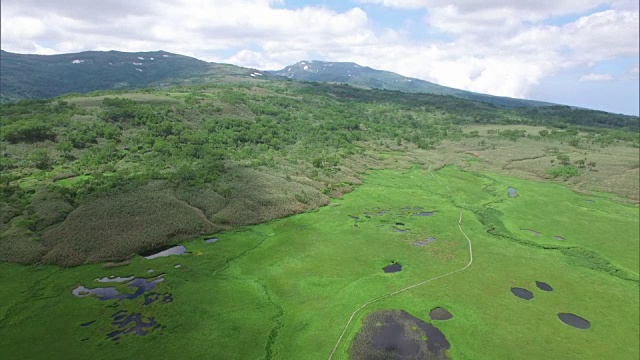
[271,60,555,109]
[0,49,617,114]
[0,50,274,102]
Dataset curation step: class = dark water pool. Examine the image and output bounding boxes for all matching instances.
[351,310,450,359]
[429,307,453,321]
[144,292,174,306]
[558,313,590,329]
[413,237,436,247]
[535,281,553,291]
[107,311,159,341]
[383,263,402,273]
[413,212,435,217]
[511,287,534,300]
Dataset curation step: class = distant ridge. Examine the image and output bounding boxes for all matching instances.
[271,60,554,109]
[0,50,271,102]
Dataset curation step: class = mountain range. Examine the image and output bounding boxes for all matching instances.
[0,50,273,103]
[270,60,552,108]
[2,49,553,109]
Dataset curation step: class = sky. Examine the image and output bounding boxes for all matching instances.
[1,0,638,115]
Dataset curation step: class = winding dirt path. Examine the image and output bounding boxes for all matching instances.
[328,166,475,360]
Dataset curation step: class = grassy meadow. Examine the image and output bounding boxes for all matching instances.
[1,166,637,359]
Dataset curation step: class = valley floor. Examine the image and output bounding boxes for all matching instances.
[1,165,638,359]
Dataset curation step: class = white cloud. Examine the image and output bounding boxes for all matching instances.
[0,0,638,102]
[359,0,605,17]
[628,64,640,80]
[579,73,615,81]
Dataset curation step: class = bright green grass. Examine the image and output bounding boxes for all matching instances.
[494,175,639,276]
[0,166,637,359]
[55,174,94,188]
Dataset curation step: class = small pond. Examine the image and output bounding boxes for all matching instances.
[413,211,435,217]
[535,281,553,291]
[522,229,541,237]
[508,187,517,198]
[558,313,590,329]
[143,245,187,260]
[95,276,134,283]
[413,237,436,247]
[429,307,453,321]
[350,310,449,359]
[107,311,160,341]
[383,263,402,273]
[144,292,174,306]
[72,286,120,300]
[72,277,165,301]
[511,287,534,300]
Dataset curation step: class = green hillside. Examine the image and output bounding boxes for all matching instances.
[1,80,638,266]
[0,50,274,103]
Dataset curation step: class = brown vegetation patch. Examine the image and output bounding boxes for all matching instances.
[0,230,48,264]
[210,167,330,227]
[40,187,217,266]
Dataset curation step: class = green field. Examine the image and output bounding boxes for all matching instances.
[1,165,637,359]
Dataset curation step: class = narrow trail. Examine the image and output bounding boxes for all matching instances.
[328,165,475,360]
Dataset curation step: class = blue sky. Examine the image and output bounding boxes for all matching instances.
[1,0,638,114]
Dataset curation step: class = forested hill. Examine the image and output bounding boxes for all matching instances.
[0,50,274,103]
[271,60,554,109]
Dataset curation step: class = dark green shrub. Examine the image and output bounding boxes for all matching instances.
[1,120,54,143]
[546,165,580,179]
